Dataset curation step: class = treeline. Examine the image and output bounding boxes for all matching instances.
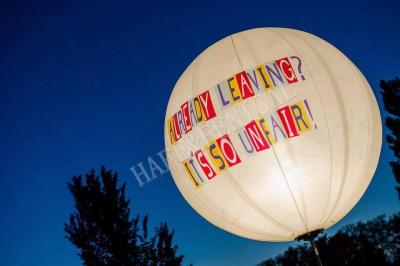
[257,213,400,266]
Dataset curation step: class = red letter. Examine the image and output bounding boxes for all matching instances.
[236,71,255,99]
[245,121,270,152]
[173,113,181,141]
[277,106,299,138]
[199,90,217,121]
[181,101,192,133]
[216,134,241,167]
[195,150,217,180]
[275,57,298,84]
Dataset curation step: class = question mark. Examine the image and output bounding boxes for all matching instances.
[290,56,305,81]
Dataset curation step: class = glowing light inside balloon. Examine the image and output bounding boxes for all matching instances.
[164,28,381,241]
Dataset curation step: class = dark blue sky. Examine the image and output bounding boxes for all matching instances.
[0,1,399,265]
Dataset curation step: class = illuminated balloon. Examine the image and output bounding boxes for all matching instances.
[164,28,381,241]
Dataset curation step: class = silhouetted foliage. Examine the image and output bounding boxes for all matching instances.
[380,77,400,199]
[258,213,400,266]
[65,166,184,266]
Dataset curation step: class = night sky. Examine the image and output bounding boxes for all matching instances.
[0,1,399,265]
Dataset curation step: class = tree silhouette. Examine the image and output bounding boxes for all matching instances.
[258,213,400,266]
[65,166,184,266]
[380,77,400,199]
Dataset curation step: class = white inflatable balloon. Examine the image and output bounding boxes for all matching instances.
[164,28,381,241]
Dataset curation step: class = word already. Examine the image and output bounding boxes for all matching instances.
[168,90,217,144]
[237,99,316,154]
[182,134,241,188]
[214,56,305,108]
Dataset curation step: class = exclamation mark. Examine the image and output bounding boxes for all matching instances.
[304,99,317,129]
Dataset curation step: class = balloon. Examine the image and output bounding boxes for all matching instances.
[164,28,382,241]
